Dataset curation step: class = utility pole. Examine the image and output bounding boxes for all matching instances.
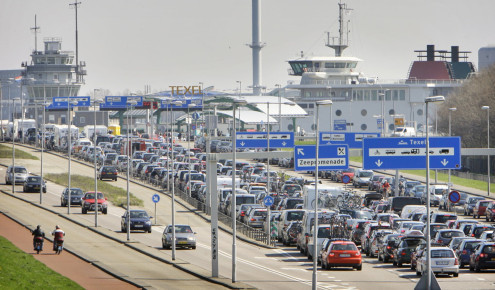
[69,1,81,82]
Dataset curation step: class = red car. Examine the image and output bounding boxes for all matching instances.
[82,191,109,214]
[473,200,491,219]
[320,240,362,270]
[337,169,355,183]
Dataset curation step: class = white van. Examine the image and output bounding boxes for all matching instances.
[400,205,427,219]
[391,126,416,137]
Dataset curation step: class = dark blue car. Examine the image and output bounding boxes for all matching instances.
[456,239,483,268]
[121,209,152,233]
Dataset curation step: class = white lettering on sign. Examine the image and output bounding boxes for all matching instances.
[297,158,347,167]
[107,97,122,103]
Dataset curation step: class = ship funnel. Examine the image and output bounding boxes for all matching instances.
[250,0,265,96]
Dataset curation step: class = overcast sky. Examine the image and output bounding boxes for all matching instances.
[1,0,494,95]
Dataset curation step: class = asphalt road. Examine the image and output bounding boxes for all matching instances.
[2,143,495,290]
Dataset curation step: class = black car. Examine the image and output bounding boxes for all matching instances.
[121,209,152,233]
[22,176,46,193]
[60,187,85,207]
[98,166,118,181]
[469,242,495,272]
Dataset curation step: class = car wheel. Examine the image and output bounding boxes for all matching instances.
[469,264,474,271]
[398,262,402,267]
[393,261,397,266]
[378,253,382,262]
[356,265,362,271]
[416,270,421,276]
[475,264,481,272]
[453,273,458,277]
[384,256,389,263]
[192,246,196,250]
[148,229,152,233]
[103,208,108,214]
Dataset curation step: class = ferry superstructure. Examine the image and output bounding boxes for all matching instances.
[281,2,475,135]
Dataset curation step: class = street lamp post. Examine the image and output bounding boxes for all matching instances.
[93,95,103,227]
[67,98,78,214]
[276,84,281,131]
[425,96,445,290]
[40,98,49,204]
[11,98,20,194]
[447,107,457,208]
[312,100,332,290]
[170,100,183,261]
[232,98,247,283]
[187,103,196,198]
[482,106,490,196]
[266,101,271,245]
[126,100,137,241]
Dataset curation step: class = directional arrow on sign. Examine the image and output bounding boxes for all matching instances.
[297,148,304,155]
[282,141,286,146]
[240,141,245,146]
[441,159,449,166]
[375,160,383,167]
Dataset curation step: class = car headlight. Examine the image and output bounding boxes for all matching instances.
[145,221,151,225]
[188,237,195,241]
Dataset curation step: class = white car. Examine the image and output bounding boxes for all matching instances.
[416,247,459,277]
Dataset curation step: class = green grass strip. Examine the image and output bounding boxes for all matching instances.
[44,173,143,207]
[0,236,83,289]
[0,144,39,160]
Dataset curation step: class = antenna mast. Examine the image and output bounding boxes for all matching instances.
[30,15,41,52]
[326,2,352,57]
[69,1,81,82]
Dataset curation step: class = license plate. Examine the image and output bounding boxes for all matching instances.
[178,241,188,244]
[340,254,351,257]
[436,261,449,265]
[134,225,143,228]
[491,258,495,261]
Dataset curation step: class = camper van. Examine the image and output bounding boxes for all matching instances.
[83,125,108,142]
[302,184,344,210]
[13,119,36,142]
[53,125,79,151]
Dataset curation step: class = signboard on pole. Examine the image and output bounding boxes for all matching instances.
[47,96,91,110]
[99,96,143,110]
[333,120,347,131]
[294,144,349,171]
[363,137,461,170]
[236,132,294,148]
[320,132,381,149]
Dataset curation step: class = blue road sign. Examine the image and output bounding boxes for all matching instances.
[152,194,160,203]
[47,96,91,110]
[449,191,460,203]
[159,98,203,110]
[100,96,143,110]
[377,118,384,129]
[363,137,461,170]
[334,120,347,131]
[294,144,349,172]
[263,196,274,207]
[236,132,294,148]
[192,112,200,120]
[320,132,381,149]
[342,175,351,184]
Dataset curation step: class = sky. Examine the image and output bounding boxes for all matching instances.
[1,0,494,96]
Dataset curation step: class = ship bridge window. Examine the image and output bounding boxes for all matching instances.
[335,63,345,68]
[364,91,370,101]
[325,62,335,68]
[289,61,313,75]
[346,63,357,68]
[47,57,55,64]
[400,90,406,100]
[393,90,399,101]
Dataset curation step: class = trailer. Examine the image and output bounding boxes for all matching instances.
[83,125,107,142]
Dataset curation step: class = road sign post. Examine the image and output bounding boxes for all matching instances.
[152,194,160,225]
[363,137,461,170]
[263,195,274,246]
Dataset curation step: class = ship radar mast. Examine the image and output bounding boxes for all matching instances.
[326,2,352,57]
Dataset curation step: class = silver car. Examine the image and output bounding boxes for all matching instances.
[5,165,29,185]
[416,247,459,277]
[162,224,196,250]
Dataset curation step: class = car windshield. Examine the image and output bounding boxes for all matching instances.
[469,197,484,204]
[464,241,482,250]
[14,167,27,173]
[435,215,457,223]
[69,188,83,196]
[414,186,426,192]
[169,225,193,233]
[86,193,104,199]
[130,211,148,219]
[317,227,331,238]
[441,231,464,238]
[331,243,357,251]
[352,211,373,219]
[407,182,420,188]
[400,239,423,248]
[431,249,454,258]
[27,177,40,182]
[358,171,373,177]
[287,211,304,221]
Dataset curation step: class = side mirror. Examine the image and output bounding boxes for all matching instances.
[105,197,108,200]
[149,216,153,219]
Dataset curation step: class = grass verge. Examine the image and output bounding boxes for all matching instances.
[0,144,39,160]
[44,173,144,207]
[0,236,83,289]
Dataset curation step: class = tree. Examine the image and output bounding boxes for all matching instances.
[437,64,495,148]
